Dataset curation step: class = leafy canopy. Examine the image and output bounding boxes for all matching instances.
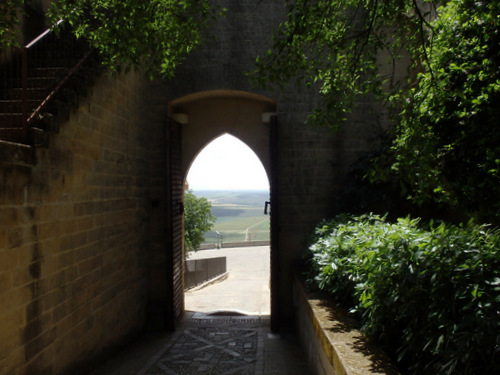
[49,0,221,77]
[391,0,500,220]
[251,0,434,127]
[0,0,220,78]
[184,190,216,252]
[3,1,498,220]
[252,0,500,222]
[0,0,23,47]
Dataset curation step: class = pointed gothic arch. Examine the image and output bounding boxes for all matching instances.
[166,90,280,331]
[168,90,276,180]
[186,132,269,191]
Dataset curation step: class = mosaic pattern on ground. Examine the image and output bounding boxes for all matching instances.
[138,318,266,375]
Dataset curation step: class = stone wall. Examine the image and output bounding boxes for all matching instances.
[154,0,389,326]
[0,70,161,375]
[0,1,395,372]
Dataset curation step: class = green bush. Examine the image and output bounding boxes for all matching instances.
[307,214,500,374]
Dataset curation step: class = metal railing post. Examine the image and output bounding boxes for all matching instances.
[21,46,28,143]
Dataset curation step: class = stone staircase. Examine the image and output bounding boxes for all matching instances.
[0,26,98,148]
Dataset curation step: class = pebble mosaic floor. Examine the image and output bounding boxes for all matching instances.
[137,317,269,375]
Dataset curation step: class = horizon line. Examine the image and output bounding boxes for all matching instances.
[192,188,269,191]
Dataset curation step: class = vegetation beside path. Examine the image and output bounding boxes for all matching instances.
[306,214,500,375]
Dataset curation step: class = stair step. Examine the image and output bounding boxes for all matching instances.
[26,76,59,88]
[0,39,95,146]
[46,100,69,122]
[0,99,42,112]
[30,127,49,148]
[55,57,84,66]
[33,58,81,70]
[30,112,59,133]
[1,69,67,94]
[0,113,24,127]
[0,128,26,143]
[0,127,48,147]
[7,87,52,100]
[0,99,68,126]
[0,112,59,130]
[0,77,23,90]
[30,66,70,78]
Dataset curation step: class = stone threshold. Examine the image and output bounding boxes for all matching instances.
[0,140,36,166]
[294,276,400,375]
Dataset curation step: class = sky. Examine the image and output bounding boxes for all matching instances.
[186,134,269,191]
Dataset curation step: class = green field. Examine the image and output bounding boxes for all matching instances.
[193,190,270,244]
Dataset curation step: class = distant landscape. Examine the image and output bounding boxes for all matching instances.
[193,190,270,245]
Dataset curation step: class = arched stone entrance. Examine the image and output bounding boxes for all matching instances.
[169,90,276,178]
[166,90,280,331]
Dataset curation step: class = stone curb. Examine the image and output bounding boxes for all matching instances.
[185,271,229,292]
[294,276,400,375]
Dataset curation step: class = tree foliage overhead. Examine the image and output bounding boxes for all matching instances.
[392,0,500,221]
[252,0,436,127]
[253,0,500,222]
[0,0,23,47]
[184,190,216,252]
[47,0,220,77]
[0,0,220,77]
[2,1,498,221]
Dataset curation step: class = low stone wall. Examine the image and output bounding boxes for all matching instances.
[198,241,270,250]
[185,257,227,289]
[294,277,400,375]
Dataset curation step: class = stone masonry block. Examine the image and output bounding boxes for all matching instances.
[0,270,12,290]
[0,347,25,375]
[7,228,24,249]
[41,270,66,291]
[56,250,75,270]
[0,230,5,248]
[0,248,18,271]
[0,207,20,227]
[77,257,102,277]
[53,306,72,333]
[0,286,31,316]
[0,330,22,364]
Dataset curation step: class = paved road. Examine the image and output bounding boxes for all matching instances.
[185,246,270,315]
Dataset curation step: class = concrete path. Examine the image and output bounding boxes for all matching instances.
[89,246,313,375]
[185,246,270,315]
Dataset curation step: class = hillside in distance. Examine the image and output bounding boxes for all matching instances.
[193,190,270,244]
[194,190,270,207]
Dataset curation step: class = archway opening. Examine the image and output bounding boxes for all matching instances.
[184,134,271,316]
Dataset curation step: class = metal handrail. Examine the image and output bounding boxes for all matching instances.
[0,21,92,144]
[25,20,64,49]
